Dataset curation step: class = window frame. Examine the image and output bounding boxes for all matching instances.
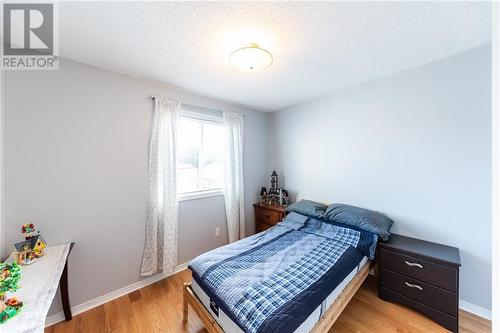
[177,106,225,202]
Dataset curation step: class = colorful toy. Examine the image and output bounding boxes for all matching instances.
[14,223,47,265]
[0,263,21,300]
[5,298,22,309]
[0,262,23,324]
[0,306,19,324]
[0,263,21,298]
[21,223,35,239]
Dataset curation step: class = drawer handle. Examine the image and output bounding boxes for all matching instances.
[405,261,423,269]
[405,282,423,291]
[265,214,271,219]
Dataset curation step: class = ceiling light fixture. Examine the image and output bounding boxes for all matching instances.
[230,43,273,72]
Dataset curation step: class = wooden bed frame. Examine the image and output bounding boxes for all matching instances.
[183,260,372,333]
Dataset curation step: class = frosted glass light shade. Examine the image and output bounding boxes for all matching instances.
[230,43,273,72]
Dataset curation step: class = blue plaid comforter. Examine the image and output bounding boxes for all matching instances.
[189,213,378,333]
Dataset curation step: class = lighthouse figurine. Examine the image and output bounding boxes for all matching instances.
[269,170,279,204]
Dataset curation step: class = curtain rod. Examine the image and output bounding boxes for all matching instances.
[150,95,207,110]
[150,95,244,118]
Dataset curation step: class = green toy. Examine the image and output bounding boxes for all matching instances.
[0,303,22,324]
[0,262,23,324]
[0,262,21,298]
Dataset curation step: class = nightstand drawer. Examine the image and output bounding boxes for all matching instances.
[256,209,282,225]
[379,287,458,332]
[379,249,457,292]
[380,269,457,316]
[254,203,287,235]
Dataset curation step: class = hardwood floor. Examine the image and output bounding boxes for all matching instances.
[46,269,491,333]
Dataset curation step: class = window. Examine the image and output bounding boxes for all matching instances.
[177,109,224,199]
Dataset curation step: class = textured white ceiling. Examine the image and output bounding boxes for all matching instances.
[56,1,490,112]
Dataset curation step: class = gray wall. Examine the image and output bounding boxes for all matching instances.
[2,59,269,314]
[269,45,492,310]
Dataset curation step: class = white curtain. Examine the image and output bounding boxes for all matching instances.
[223,111,245,243]
[140,96,179,276]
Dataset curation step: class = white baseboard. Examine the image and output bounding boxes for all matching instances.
[46,261,492,327]
[45,261,189,328]
[459,299,492,320]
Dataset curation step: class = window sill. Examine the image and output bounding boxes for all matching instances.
[178,189,224,202]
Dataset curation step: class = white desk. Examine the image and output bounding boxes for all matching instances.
[1,243,73,333]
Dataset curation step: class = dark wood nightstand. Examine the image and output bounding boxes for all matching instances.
[253,203,287,233]
[378,234,461,332]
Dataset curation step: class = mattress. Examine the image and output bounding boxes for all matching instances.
[189,213,379,333]
[191,256,369,333]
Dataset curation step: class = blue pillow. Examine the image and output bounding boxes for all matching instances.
[286,200,327,218]
[324,203,393,241]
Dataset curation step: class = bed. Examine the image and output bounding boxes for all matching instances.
[183,212,379,333]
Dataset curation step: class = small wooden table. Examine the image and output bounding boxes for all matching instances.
[1,242,74,333]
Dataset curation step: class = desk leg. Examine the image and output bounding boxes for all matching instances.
[60,260,72,321]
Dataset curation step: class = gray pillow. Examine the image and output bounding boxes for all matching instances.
[286,200,327,218]
[324,203,393,241]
